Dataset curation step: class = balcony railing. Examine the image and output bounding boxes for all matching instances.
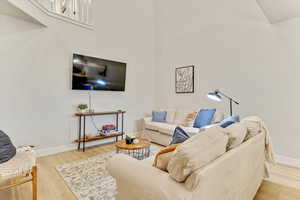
[29,0,93,28]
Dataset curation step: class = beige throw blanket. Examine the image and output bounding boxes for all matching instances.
[242,116,275,164]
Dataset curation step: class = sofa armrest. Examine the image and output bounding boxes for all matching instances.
[106,154,190,200]
[143,117,152,123]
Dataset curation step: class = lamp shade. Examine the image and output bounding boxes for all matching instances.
[207,92,222,102]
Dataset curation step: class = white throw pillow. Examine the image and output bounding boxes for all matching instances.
[160,109,176,124]
[212,111,224,123]
[173,109,196,125]
[167,126,228,182]
[224,123,247,150]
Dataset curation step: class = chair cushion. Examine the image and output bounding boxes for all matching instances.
[0,147,35,179]
[193,109,216,128]
[219,115,240,128]
[0,131,16,164]
[170,127,190,145]
[167,126,228,182]
[152,111,167,123]
[224,123,247,150]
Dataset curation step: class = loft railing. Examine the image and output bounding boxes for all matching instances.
[29,0,93,28]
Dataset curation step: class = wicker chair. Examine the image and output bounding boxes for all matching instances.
[0,146,37,200]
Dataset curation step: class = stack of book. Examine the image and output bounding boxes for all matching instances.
[99,124,120,136]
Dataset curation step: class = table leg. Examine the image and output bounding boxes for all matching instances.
[83,116,86,152]
[78,116,82,151]
[121,112,124,139]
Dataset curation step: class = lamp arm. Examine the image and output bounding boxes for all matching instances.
[216,90,240,105]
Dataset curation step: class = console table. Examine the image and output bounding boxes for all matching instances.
[75,110,126,152]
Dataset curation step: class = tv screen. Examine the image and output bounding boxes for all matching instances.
[72,54,126,91]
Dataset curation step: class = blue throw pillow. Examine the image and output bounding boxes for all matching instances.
[152,111,167,123]
[219,115,240,128]
[193,109,216,128]
[170,126,190,145]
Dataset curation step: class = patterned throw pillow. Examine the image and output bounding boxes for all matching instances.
[193,109,216,128]
[170,126,190,145]
[219,115,240,128]
[0,130,16,164]
[152,111,167,123]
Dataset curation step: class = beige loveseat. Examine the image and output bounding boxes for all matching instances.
[107,117,270,200]
[143,109,224,146]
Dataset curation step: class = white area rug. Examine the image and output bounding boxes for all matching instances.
[56,147,159,200]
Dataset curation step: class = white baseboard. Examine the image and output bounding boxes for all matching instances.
[35,132,140,157]
[35,138,116,157]
[275,154,300,168]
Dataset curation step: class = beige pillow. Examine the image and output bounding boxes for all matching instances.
[241,119,262,141]
[224,123,247,150]
[185,168,202,191]
[166,110,176,124]
[156,151,174,171]
[167,126,228,182]
[173,110,196,125]
[212,111,224,123]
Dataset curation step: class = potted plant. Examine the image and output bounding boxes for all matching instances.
[77,104,88,113]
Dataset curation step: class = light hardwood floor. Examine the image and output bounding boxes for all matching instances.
[0,144,299,200]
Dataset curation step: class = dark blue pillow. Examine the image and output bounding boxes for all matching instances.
[152,111,167,122]
[170,127,190,145]
[0,130,16,164]
[193,109,216,128]
[219,115,240,128]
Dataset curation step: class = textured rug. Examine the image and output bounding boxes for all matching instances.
[56,147,159,200]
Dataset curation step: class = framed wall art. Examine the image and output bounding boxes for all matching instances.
[175,65,194,93]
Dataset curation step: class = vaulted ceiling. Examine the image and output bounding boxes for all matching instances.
[257,0,300,23]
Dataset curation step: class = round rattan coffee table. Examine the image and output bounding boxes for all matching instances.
[115,138,151,160]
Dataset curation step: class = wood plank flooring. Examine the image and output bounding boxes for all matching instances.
[0,143,299,200]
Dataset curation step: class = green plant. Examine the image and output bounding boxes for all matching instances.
[78,104,88,110]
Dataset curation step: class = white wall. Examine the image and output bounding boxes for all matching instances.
[155,0,300,160]
[0,0,156,150]
[2,0,300,161]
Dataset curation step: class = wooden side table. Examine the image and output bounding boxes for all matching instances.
[115,138,151,160]
[75,110,126,152]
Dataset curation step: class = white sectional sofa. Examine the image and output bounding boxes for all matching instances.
[107,116,270,200]
[142,109,224,146]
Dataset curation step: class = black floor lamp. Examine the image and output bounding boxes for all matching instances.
[207,89,240,116]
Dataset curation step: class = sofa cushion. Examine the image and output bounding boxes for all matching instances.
[181,127,200,136]
[219,115,240,128]
[158,124,177,136]
[224,123,247,150]
[156,151,174,172]
[212,111,224,123]
[152,111,167,123]
[173,109,196,125]
[167,126,228,182]
[170,127,190,145]
[241,118,262,141]
[145,121,166,131]
[193,109,216,128]
[166,110,176,124]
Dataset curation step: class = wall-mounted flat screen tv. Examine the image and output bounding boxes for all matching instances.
[72,54,126,91]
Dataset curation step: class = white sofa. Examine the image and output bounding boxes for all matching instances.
[107,119,267,200]
[142,109,224,146]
